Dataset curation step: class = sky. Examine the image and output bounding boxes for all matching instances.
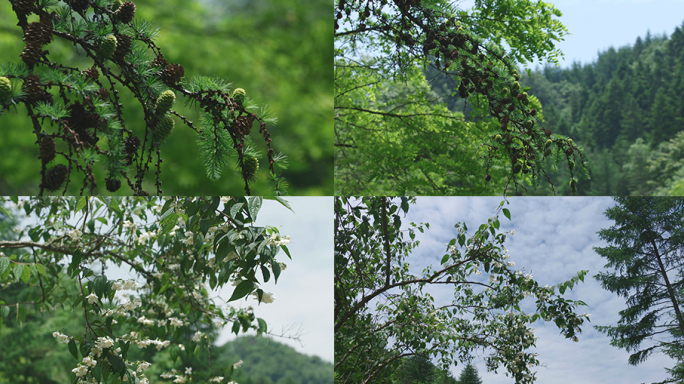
[402,197,676,384]
[458,0,684,69]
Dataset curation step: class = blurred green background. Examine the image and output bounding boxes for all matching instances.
[0,0,332,195]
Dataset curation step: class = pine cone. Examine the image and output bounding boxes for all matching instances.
[39,136,56,163]
[105,177,121,192]
[242,154,259,179]
[24,21,52,46]
[100,35,117,57]
[12,0,36,16]
[163,63,184,85]
[82,67,99,82]
[152,57,169,68]
[232,88,246,106]
[154,115,174,140]
[20,43,42,66]
[155,90,175,114]
[0,77,11,101]
[96,88,110,101]
[42,164,68,191]
[69,0,89,13]
[116,1,136,23]
[124,135,140,154]
[113,34,131,61]
[22,74,42,102]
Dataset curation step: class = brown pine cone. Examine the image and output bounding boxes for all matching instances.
[20,43,42,66]
[116,1,136,24]
[12,0,36,16]
[69,0,89,13]
[38,136,55,163]
[82,67,99,82]
[22,74,43,102]
[152,57,169,68]
[163,63,185,85]
[42,164,68,191]
[113,34,131,61]
[105,177,121,192]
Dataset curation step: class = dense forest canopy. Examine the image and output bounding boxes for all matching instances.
[428,22,684,196]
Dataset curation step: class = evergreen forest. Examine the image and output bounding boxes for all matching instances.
[431,23,684,195]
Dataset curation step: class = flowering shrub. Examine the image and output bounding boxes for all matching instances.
[0,196,292,383]
[334,197,590,384]
[1,0,287,195]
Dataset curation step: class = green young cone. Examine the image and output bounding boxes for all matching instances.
[100,35,118,57]
[154,115,174,140]
[155,90,175,114]
[0,77,11,101]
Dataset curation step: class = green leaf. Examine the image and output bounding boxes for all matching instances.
[502,208,511,220]
[13,264,23,282]
[193,344,201,359]
[35,263,47,277]
[257,317,267,333]
[265,196,294,213]
[441,254,449,265]
[230,203,244,219]
[75,197,87,212]
[248,196,263,221]
[68,339,79,360]
[228,280,255,302]
[1,306,9,318]
[107,352,125,374]
[272,260,282,283]
[0,205,12,219]
[0,257,9,275]
[160,212,178,234]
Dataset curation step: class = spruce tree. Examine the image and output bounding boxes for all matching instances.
[456,363,483,384]
[594,197,684,381]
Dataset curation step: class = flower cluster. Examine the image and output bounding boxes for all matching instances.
[52,331,71,344]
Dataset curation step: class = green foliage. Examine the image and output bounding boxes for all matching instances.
[335,197,590,384]
[593,197,684,382]
[0,0,331,195]
[0,196,292,384]
[334,0,585,195]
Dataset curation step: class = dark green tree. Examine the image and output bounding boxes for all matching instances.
[594,197,684,382]
[455,363,482,384]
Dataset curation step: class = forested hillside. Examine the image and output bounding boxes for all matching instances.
[430,23,684,195]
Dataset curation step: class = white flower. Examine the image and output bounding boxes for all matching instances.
[185,367,192,375]
[112,280,123,290]
[86,293,98,304]
[82,356,97,367]
[173,376,187,383]
[210,378,225,383]
[221,196,231,204]
[232,360,243,369]
[67,229,82,241]
[507,261,515,267]
[169,317,184,327]
[53,331,70,344]
[72,365,89,377]
[152,205,163,214]
[179,344,185,351]
[269,233,291,246]
[138,316,155,326]
[123,220,136,231]
[489,275,496,282]
[123,280,137,290]
[257,291,275,304]
[192,331,204,343]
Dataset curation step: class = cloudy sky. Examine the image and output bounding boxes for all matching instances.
[457,0,684,68]
[403,197,675,384]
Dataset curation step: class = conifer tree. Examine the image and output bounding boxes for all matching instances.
[594,197,684,382]
[456,363,483,384]
[1,0,286,195]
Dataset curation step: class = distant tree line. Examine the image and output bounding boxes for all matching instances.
[430,22,684,196]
